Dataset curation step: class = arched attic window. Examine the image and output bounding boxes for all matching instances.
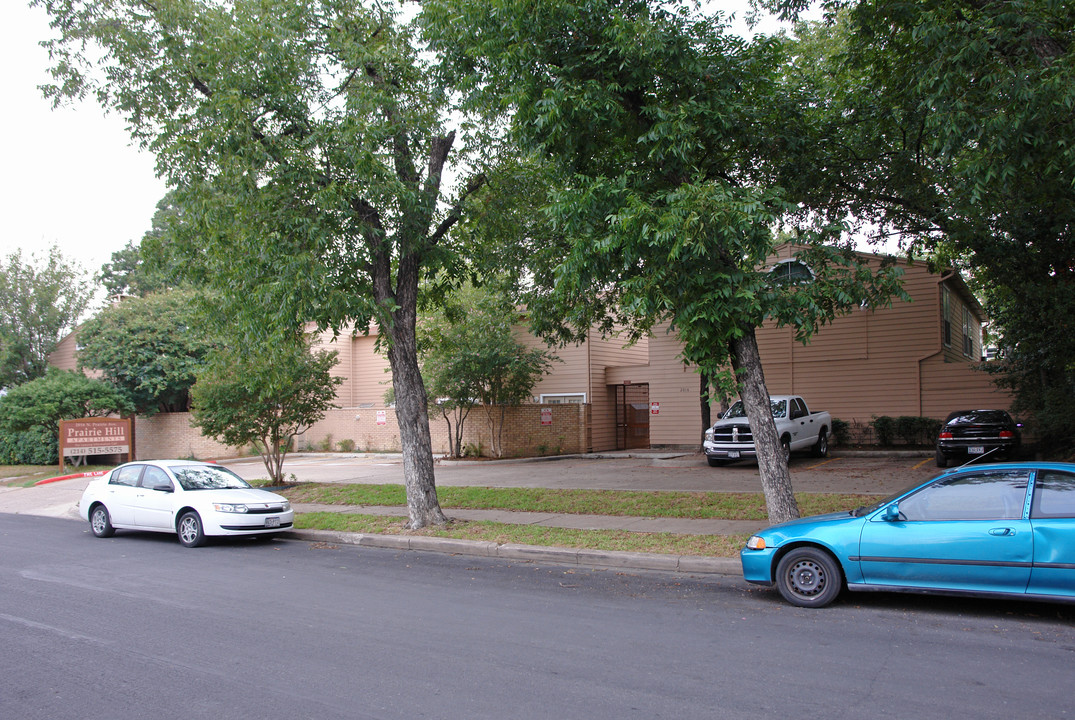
[768,258,814,285]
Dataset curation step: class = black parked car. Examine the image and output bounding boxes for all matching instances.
[935,409,1021,467]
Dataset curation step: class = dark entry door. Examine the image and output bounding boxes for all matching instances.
[613,384,650,450]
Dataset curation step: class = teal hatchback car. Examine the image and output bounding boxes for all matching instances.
[741,462,1075,608]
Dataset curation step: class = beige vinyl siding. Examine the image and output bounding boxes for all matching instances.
[47,332,80,372]
[646,323,707,447]
[311,328,391,408]
[919,355,1011,417]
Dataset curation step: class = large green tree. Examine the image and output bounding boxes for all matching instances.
[75,289,216,415]
[424,0,904,522]
[191,336,342,484]
[0,367,133,435]
[768,0,1075,452]
[0,246,92,390]
[39,0,488,527]
[419,283,554,458]
[99,191,204,297]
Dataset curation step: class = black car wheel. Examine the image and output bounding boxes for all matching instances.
[89,504,115,538]
[812,429,828,458]
[775,547,843,608]
[935,448,948,468]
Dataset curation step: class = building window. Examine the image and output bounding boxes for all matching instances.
[962,306,975,358]
[942,287,952,347]
[539,393,586,404]
[768,259,814,285]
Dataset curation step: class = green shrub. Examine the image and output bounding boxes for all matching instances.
[894,416,943,446]
[831,418,850,446]
[873,415,942,446]
[338,438,356,453]
[872,416,896,446]
[0,426,58,465]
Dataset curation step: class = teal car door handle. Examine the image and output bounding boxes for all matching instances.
[989,527,1015,536]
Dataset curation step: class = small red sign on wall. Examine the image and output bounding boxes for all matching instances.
[540,408,553,426]
[376,410,387,426]
[650,402,660,415]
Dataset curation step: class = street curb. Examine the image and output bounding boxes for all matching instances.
[285,528,742,576]
[34,470,108,486]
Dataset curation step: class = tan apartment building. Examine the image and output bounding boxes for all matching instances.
[50,246,1011,458]
[520,245,1011,451]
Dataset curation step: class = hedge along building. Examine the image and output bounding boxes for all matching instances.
[50,247,1011,459]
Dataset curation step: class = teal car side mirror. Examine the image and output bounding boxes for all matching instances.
[882,503,901,521]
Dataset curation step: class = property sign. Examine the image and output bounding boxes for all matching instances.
[376,410,387,426]
[650,402,660,415]
[59,418,132,471]
[540,408,553,426]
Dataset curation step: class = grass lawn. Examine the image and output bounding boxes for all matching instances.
[282,484,875,558]
[280,483,875,521]
[294,512,752,557]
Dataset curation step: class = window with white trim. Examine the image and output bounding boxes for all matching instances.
[539,393,586,404]
[942,287,952,347]
[962,306,975,358]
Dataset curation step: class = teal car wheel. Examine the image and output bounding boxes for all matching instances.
[775,547,842,608]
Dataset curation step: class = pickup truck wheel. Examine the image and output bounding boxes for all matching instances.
[781,437,791,463]
[812,429,829,458]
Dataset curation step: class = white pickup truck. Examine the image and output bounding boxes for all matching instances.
[703,395,831,466]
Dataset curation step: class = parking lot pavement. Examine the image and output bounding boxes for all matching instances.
[225,450,937,495]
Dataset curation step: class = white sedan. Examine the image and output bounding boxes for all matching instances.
[79,460,294,547]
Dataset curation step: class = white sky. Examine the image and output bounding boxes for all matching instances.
[2,1,790,281]
[3,2,169,276]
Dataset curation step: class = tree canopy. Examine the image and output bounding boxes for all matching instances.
[419,283,554,457]
[0,246,92,390]
[98,191,205,297]
[424,0,906,522]
[768,0,1075,451]
[75,289,217,415]
[39,0,488,527]
[0,367,133,434]
[191,336,342,484]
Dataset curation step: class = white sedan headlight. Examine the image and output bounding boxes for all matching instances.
[213,502,249,513]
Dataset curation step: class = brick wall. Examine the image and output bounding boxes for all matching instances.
[133,413,238,460]
[132,404,590,460]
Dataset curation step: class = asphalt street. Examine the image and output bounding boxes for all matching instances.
[2,513,1073,720]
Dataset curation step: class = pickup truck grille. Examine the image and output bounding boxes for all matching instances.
[712,424,753,444]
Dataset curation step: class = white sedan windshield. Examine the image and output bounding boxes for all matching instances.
[172,466,251,491]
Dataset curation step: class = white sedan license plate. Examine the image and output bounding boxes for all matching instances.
[968,446,985,454]
[265,517,281,528]
[728,451,740,459]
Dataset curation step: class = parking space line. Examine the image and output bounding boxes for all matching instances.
[805,458,842,470]
[912,458,932,470]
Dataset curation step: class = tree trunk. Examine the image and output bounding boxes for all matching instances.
[699,372,712,450]
[387,302,448,529]
[729,328,800,524]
